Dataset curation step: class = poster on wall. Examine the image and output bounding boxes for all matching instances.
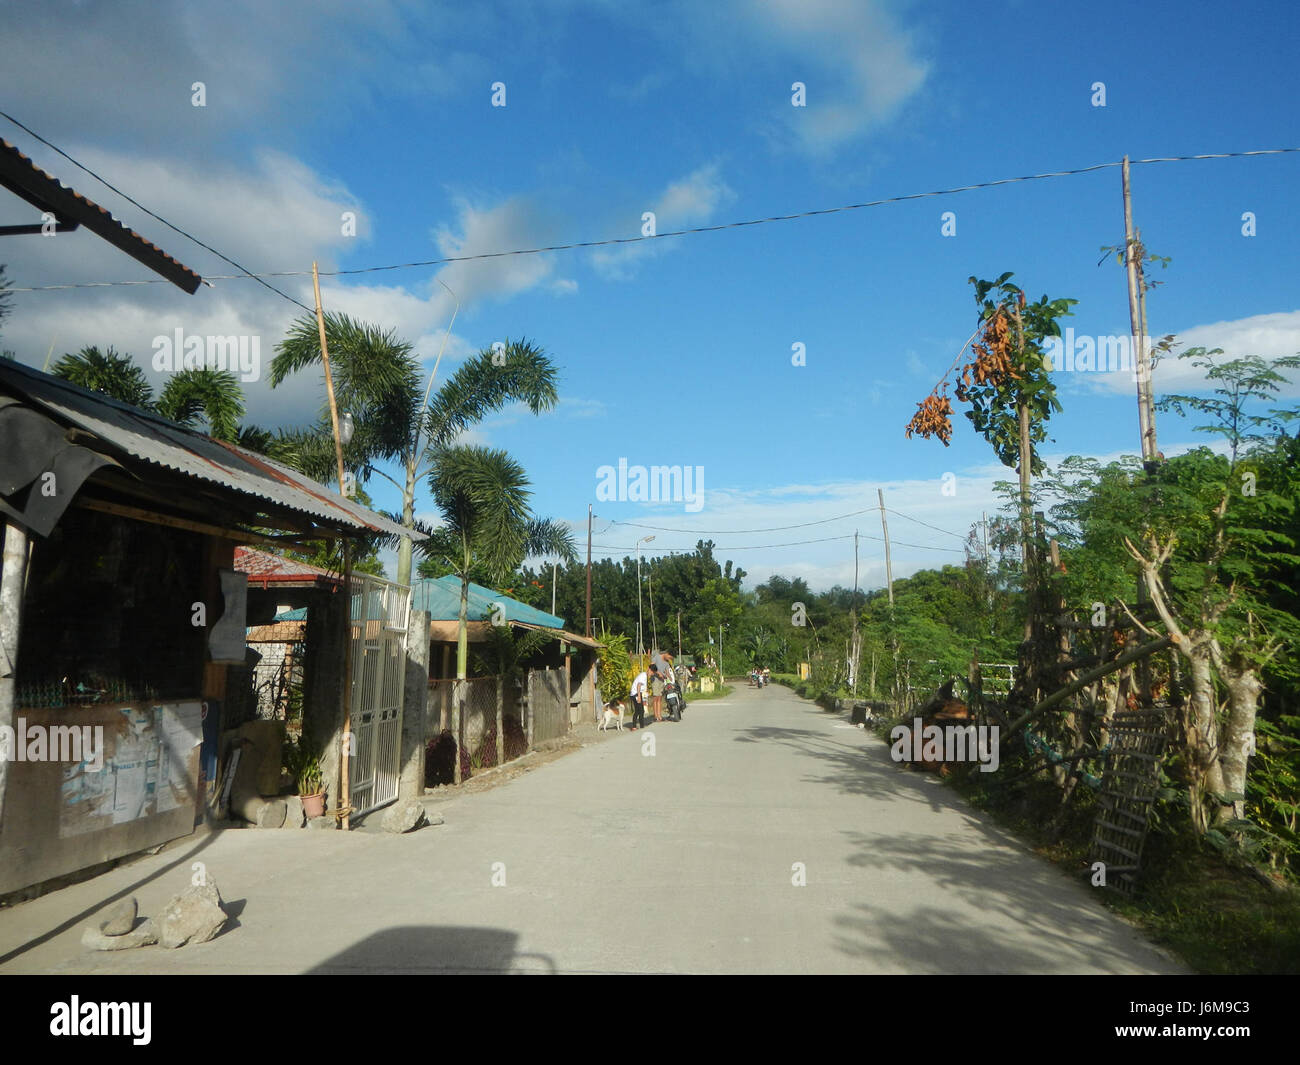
[58,702,204,838]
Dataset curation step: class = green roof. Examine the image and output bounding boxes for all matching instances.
[410,576,565,628]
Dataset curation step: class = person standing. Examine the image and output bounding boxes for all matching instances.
[648,662,665,722]
[629,665,649,730]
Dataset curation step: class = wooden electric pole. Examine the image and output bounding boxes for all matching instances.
[877,489,893,606]
[1122,156,1159,468]
[584,504,592,638]
[850,530,861,694]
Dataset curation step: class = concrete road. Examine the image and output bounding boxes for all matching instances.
[0,681,1184,974]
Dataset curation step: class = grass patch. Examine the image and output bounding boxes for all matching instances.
[686,684,734,702]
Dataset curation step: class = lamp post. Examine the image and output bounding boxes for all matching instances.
[636,535,655,655]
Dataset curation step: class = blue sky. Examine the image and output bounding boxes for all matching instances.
[2,0,1297,592]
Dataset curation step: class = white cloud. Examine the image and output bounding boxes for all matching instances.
[589,163,735,279]
[427,196,569,322]
[1084,309,1300,398]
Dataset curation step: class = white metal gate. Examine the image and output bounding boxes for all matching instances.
[347,573,409,817]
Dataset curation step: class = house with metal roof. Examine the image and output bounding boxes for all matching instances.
[0,361,415,897]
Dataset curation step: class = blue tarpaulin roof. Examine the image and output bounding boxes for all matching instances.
[410,576,565,628]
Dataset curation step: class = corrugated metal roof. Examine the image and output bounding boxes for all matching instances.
[411,575,565,628]
[1,137,203,294]
[0,359,414,539]
[235,546,341,583]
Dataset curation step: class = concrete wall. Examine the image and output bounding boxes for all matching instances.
[0,702,201,897]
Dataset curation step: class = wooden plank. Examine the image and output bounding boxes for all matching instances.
[76,497,286,548]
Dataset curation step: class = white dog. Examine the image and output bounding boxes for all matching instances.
[599,700,625,732]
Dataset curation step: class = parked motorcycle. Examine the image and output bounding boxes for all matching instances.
[664,681,686,721]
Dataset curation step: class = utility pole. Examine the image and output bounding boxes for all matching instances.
[551,561,557,616]
[850,530,861,694]
[1122,156,1159,469]
[676,610,681,659]
[584,504,592,638]
[648,570,658,651]
[877,489,893,605]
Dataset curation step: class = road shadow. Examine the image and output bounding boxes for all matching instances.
[731,708,971,814]
[831,830,1178,973]
[0,827,227,968]
[306,926,556,974]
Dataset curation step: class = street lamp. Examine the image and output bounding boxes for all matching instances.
[338,411,354,446]
[636,535,655,655]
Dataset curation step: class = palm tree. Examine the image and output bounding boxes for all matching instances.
[50,347,248,443]
[155,367,245,442]
[270,312,560,586]
[418,444,577,726]
[51,346,154,408]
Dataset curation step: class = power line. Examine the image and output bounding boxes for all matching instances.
[0,110,314,314]
[9,147,1298,294]
[611,509,879,535]
[591,533,963,554]
[610,502,967,540]
[884,508,968,540]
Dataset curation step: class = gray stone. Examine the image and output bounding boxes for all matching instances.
[100,896,137,936]
[281,795,305,829]
[255,799,287,829]
[381,799,428,834]
[82,918,157,951]
[306,815,336,829]
[156,878,228,949]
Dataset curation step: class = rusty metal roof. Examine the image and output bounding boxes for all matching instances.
[0,138,203,293]
[234,546,342,584]
[0,358,414,539]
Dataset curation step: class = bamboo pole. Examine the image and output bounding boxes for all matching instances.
[1122,158,1158,466]
[312,262,348,498]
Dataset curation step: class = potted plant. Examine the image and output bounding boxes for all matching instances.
[285,739,326,818]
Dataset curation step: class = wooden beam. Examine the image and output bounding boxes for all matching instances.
[75,497,287,548]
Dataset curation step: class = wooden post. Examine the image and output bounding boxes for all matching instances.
[850,530,860,694]
[585,504,592,638]
[311,262,349,498]
[877,490,893,606]
[340,539,353,829]
[526,669,535,751]
[1122,158,1158,466]
[0,520,30,830]
[495,675,504,767]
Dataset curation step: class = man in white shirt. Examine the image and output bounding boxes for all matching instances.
[629,666,649,730]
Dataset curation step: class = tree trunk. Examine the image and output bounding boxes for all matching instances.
[1216,656,1262,825]
[1182,638,1224,834]
[395,456,417,589]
